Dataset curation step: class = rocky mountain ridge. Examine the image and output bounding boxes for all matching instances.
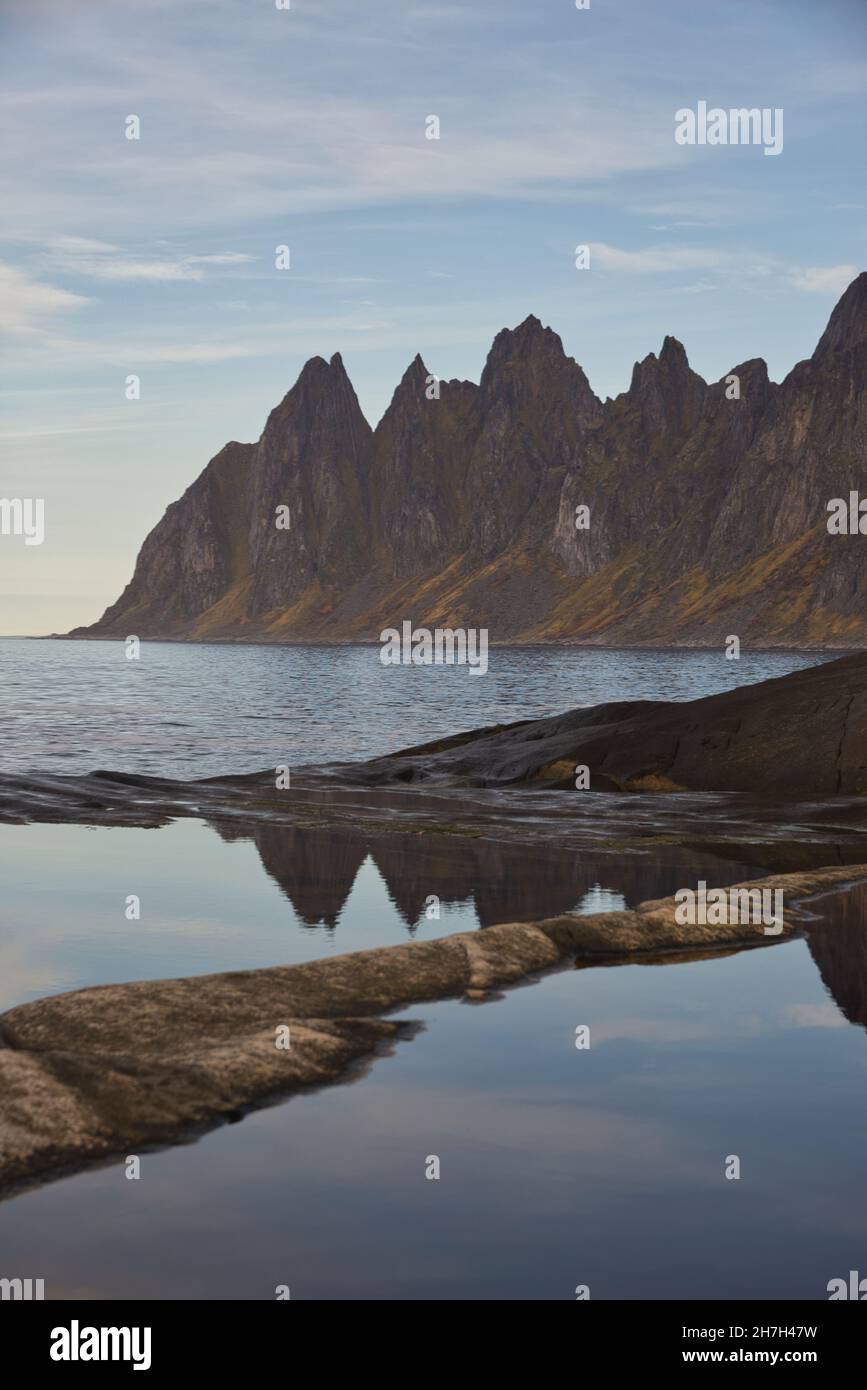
[72,273,867,646]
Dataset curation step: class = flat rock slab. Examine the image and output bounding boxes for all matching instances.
[1,863,862,1195]
[344,652,867,795]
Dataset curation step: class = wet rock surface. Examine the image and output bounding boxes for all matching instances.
[345,652,867,795]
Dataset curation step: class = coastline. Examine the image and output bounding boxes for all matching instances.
[34,632,865,652]
[2,655,866,1199]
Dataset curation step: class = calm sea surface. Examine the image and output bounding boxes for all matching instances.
[0,639,862,1299]
[0,638,836,777]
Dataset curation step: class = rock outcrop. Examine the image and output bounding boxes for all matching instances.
[70,274,867,647]
[347,651,867,795]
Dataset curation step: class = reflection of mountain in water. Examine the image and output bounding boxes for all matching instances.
[256,826,368,928]
[805,881,867,1031]
[213,819,770,931]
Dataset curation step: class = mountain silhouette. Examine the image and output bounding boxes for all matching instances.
[72,274,867,647]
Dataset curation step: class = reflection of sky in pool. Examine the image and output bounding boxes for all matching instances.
[0,818,760,1010]
[1,833,865,1300]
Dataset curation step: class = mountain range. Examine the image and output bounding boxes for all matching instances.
[72,273,867,647]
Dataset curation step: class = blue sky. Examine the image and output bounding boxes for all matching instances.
[1,0,866,634]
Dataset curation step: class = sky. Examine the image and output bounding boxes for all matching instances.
[1,0,866,634]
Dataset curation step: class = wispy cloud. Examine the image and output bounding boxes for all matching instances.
[184,253,254,266]
[48,235,120,254]
[59,258,205,282]
[0,260,90,337]
[590,244,859,298]
[122,342,256,365]
[591,244,725,274]
[42,240,256,283]
[788,264,859,294]
[0,4,678,241]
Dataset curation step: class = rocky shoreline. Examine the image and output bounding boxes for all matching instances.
[3,653,865,813]
[2,653,866,1194]
[343,651,867,794]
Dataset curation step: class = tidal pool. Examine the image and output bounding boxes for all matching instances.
[0,829,865,1300]
[0,816,764,1010]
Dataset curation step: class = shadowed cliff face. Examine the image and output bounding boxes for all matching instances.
[71,275,867,646]
[89,440,257,634]
[247,354,373,621]
[368,357,479,577]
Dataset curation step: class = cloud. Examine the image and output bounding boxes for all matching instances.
[0,302,444,375]
[184,253,255,266]
[0,260,90,337]
[126,342,256,365]
[0,5,678,242]
[788,264,859,294]
[46,242,203,282]
[43,241,255,282]
[48,235,120,254]
[8,107,668,238]
[71,259,204,282]
[591,243,725,273]
[590,245,861,299]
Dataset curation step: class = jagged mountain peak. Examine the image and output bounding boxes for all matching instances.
[814,271,867,357]
[294,351,351,384]
[377,353,433,424]
[513,312,547,334]
[714,357,772,399]
[275,351,354,395]
[629,335,693,385]
[400,352,430,384]
[619,335,707,440]
[480,314,599,418]
[72,277,867,647]
[260,350,369,442]
[659,334,689,367]
[727,356,769,380]
[484,314,568,368]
